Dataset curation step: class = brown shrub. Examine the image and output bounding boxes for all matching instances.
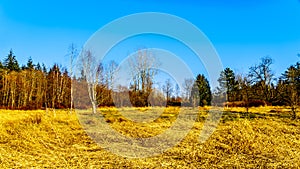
[224,100,271,107]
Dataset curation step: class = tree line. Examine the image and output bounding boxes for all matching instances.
[0,50,71,109]
[1,48,300,118]
[214,56,300,119]
[74,49,212,112]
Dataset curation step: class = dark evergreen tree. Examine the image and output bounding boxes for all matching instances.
[0,61,3,69]
[26,57,35,70]
[4,49,20,71]
[42,63,47,74]
[21,65,26,70]
[35,62,42,71]
[281,63,300,119]
[191,74,212,107]
[217,67,237,102]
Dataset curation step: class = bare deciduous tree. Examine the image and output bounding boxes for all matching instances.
[79,50,102,113]
[236,74,251,113]
[105,60,118,90]
[67,43,78,113]
[174,84,180,99]
[182,78,194,102]
[249,56,275,103]
[163,78,173,104]
[128,49,158,106]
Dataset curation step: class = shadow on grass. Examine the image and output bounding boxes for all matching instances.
[77,107,297,125]
[220,110,294,123]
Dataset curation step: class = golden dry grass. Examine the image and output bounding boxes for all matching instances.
[0,107,299,168]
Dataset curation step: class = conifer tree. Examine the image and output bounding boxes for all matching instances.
[4,49,20,71]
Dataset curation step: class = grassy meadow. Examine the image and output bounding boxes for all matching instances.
[0,107,300,168]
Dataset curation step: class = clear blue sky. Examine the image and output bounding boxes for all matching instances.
[1,0,300,81]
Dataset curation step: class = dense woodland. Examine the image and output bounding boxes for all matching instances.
[0,49,300,116]
[0,50,71,109]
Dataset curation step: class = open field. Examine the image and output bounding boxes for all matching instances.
[0,107,300,168]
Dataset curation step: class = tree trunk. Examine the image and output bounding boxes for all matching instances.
[92,101,97,114]
[292,106,297,120]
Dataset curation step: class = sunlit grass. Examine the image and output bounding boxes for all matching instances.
[0,107,299,168]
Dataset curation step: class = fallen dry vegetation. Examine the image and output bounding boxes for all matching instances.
[0,107,300,168]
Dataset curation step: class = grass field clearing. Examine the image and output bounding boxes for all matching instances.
[0,107,299,168]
